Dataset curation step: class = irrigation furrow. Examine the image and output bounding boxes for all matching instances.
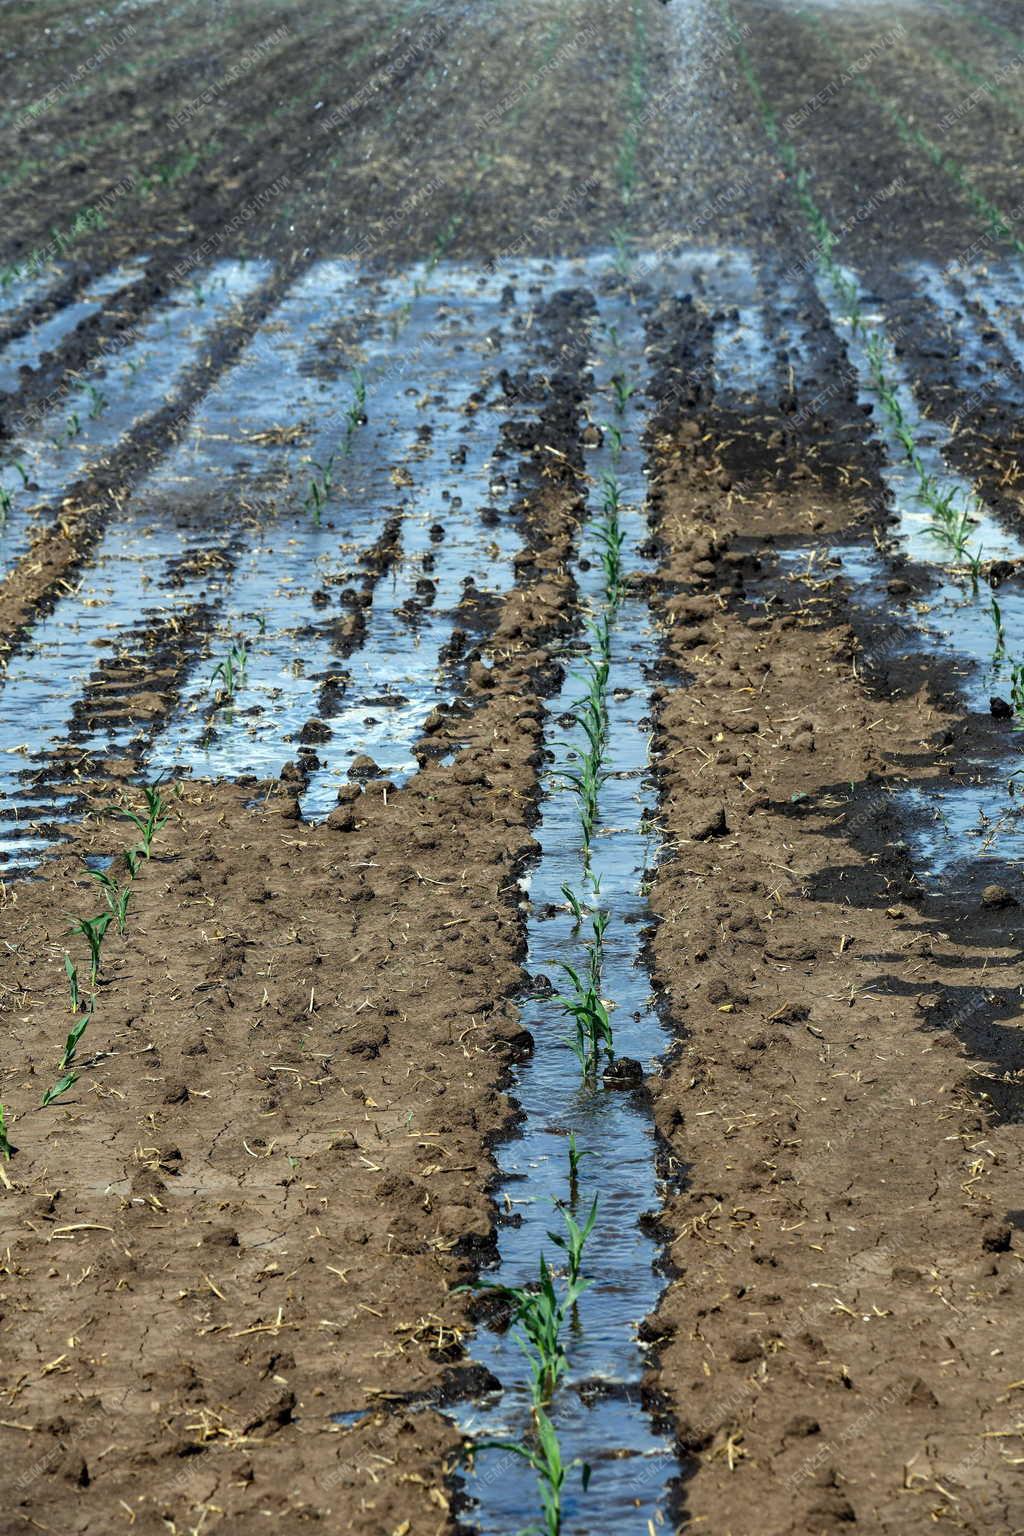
[456,284,676,1531]
[0,518,234,876]
[0,261,148,396]
[0,257,604,877]
[699,247,777,401]
[144,269,528,795]
[0,267,64,335]
[0,260,271,576]
[713,0,1024,879]
[775,264,1024,877]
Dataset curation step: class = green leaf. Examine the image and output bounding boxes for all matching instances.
[42,1072,78,1107]
[60,1015,92,1071]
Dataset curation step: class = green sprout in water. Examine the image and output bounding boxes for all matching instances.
[560,882,587,929]
[610,374,634,414]
[610,225,632,276]
[468,1408,590,1536]
[465,1253,568,1404]
[1010,661,1024,727]
[210,640,249,702]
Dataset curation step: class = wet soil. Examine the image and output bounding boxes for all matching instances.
[4,1,1024,1533]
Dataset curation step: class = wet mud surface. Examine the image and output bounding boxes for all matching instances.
[3,1,1024,1533]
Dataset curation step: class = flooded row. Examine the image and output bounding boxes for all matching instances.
[453,288,677,1531]
[3,246,1024,897]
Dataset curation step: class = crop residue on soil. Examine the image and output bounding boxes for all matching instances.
[3,2,1024,1534]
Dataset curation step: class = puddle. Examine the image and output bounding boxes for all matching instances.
[453,291,676,1532]
[0,259,271,574]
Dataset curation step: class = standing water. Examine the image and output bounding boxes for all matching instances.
[453,280,678,1532]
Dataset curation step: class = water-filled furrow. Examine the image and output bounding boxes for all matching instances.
[820,265,1013,561]
[0,259,271,573]
[0,516,232,876]
[145,278,524,790]
[964,259,1024,380]
[912,262,1004,384]
[679,247,818,404]
[790,266,1024,879]
[0,267,63,331]
[140,260,366,516]
[696,246,777,400]
[454,288,676,1532]
[0,261,147,394]
[0,257,618,874]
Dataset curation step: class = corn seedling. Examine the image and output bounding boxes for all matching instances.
[0,1104,13,1159]
[86,384,107,419]
[611,224,632,275]
[210,640,249,701]
[992,597,1007,660]
[590,611,612,665]
[89,868,132,934]
[547,1194,598,1295]
[468,1408,590,1536]
[610,374,634,413]
[594,514,625,610]
[0,485,11,523]
[68,911,112,987]
[557,959,614,1074]
[59,1013,93,1073]
[64,953,82,1013]
[1011,662,1024,726]
[462,1255,568,1404]
[305,464,330,522]
[560,882,587,929]
[115,783,171,862]
[41,1072,78,1108]
[553,758,604,856]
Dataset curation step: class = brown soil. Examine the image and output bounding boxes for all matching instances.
[3,1,1024,1533]
[644,416,1024,1536]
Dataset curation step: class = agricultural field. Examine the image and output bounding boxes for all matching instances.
[2,0,1024,1532]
